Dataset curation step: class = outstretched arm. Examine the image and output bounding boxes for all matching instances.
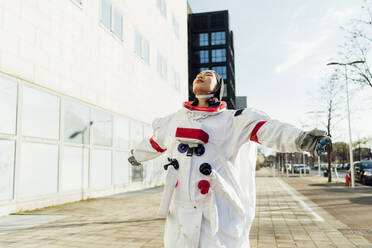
[232,108,331,156]
[128,114,173,165]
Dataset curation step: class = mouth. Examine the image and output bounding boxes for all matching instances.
[196,79,204,83]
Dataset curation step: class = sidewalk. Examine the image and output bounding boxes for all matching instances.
[0,169,371,248]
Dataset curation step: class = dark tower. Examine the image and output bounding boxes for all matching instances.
[188,10,236,109]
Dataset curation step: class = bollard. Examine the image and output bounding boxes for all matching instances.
[345,174,350,187]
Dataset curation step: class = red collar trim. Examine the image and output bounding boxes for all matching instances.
[183,101,227,112]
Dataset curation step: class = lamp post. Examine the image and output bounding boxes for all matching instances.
[326,60,365,188]
[69,121,93,200]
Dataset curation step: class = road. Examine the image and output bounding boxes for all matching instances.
[282,174,372,244]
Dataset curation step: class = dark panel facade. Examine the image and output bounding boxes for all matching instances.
[188,10,236,109]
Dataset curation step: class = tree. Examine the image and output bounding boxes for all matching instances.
[353,136,372,160]
[332,142,349,163]
[315,73,345,182]
[339,0,372,89]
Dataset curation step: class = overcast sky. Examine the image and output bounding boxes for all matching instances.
[188,0,372,144]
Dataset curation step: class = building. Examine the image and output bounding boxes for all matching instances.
[188,10,236,109]
[0,0,188,215]
[236,96,247,109]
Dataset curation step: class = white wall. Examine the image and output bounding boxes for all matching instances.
[0,0,188,123]
[0,0,188,215]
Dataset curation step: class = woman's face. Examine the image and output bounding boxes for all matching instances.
[192,70,218,96]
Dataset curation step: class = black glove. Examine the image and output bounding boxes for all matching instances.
[296,129,332,157]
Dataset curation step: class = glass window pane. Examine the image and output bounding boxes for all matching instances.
[135,31,142,58]
[61,146,89,192]
[22,86,60,139]
[0,75,17,135]
[131,165,143,182]
[157,53,162,76]
[212,49,226,62]
[93,109,112,146]
[0,140,15,201]
[199,67,209,72]
[113,8,123,40]
[199,50,209,63]
[162,58,167,79]
[18,142,58,198]
[91,149,112,189]
[212,66,227,79]
[143,39,150,64]
[114,151,129,185]
[101,0,111,30]
[113,116,130,148]
[199,33,208,46]
[64,99,90,144]
[130,120,143,148]
[211,31,226,45]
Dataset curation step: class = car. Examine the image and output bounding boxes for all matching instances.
[343,163,350,170]
[354,161,372,185]
[293,164,310,174]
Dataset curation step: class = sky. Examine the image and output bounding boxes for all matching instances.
[188,0,372,145]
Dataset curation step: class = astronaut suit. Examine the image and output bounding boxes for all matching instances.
[128,71,331,248]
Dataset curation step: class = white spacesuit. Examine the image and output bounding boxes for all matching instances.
[129,100,319,248]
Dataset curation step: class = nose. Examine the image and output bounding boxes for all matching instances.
[197,74,204,80]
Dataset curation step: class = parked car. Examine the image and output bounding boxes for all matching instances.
[353,161,372,185]
[293,164,310,174]
[343,163,350,170]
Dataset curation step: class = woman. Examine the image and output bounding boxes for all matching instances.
[128,70,331,248]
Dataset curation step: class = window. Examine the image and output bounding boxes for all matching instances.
[91,149,112,189]
[0,140,15,201]
[212,49,226,62]
[18,142,59,198]
[135,31,150,64]
[114,151,130,185]
[100,0,123,40]
[157,53,167,80]
[0,75,17,135]
[212,66,227,79]
[22,86,60,139]
[172,14,179,38]
[101,0,111,29]
[199,33,208,46]
[172,69,180,92]
[93,109,113,146]
[61,146,89,192]
[157,0,167,18]
[114,116,130,149]
[211,31,226,45]
[199,67,209,72]
[113,8,123,40]
[199,50,209,64]
[64,99,90,144]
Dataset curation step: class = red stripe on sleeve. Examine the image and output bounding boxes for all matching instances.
[250,121,267,144]
[150,136,167,153]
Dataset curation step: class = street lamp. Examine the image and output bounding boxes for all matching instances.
[326,60,365,188]
[69,121,93,200]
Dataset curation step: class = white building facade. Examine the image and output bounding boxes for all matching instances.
[0,0,188,215]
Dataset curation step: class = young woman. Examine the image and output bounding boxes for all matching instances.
[128,70,331,248]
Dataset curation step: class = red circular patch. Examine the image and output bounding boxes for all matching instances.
[198,180,210,195]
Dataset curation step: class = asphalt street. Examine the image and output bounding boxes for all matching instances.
[282,175,372,243]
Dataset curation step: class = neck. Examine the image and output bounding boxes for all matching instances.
[196,97,209,107]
